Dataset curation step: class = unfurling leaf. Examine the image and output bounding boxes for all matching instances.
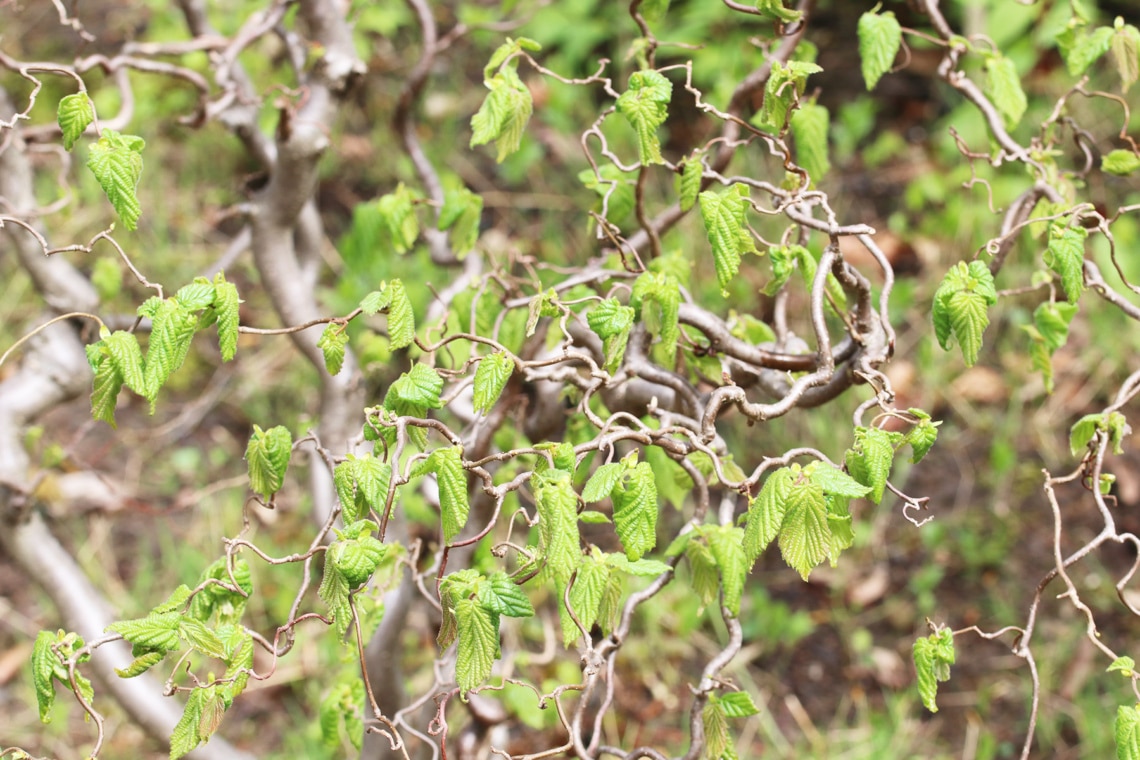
[616,69,672,165]
[245,424,292,500]
[86,129,145,230]
[1111,21,1140,92]
[57,92,94,151]
[679,156,702,211]
[699,184,755,294]
[587,298,635,371]
[858,9,902,90]
[1044,222,1088,302]
[913,627,955,713]
[612,462,658,561]
[471,65,533,163]
[755,60,821,134]
[317,324,348,376]
[562,553,610,646]
[905,409,941,464]
[931,260,997,366]
[142,299,198,405]
[212,273,240,362]
[630,272,681,360]
[473,351,514,414]
[845,426,898,504]
[385,279,415,349]
[533,469,581,587]
[743,467,794,565]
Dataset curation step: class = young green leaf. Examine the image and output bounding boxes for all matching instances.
[858,9,902,90]
[1103,149,1140,175]
[212,273,240,362]
[701,700,734,760]
[743,467,794,565]
[562,553,610,646]
[706,525,747,615]
[931,261,997,366]
[473,351,514,414]
[755,0,802,24]
[533,469,581,587]
[115,649,166,679]
[175,278,216,311]
[913,627,955,713]
[91,357,124,428]
[582,462,624,503]
[806,461,871,499]
[777,476,830,580]
[32,631,62,722]
[525,288,560,337]
[845,426,897,504]
[754,60,821,134]
[679,156,702,211]
[1070,413,1103,456]
[1108,656,1136,677]
[170,683,226,759]
[189,558,253,625]
[428,446,470,543]
[143,299,198,405]
[106,612,182,654]
[612,462,658,562]
[1044,222,1088,302]
[317,324,348,376]
[1116,704,1140,760]
[716,690,761,718]
[385,279,415,350]
[58,92,94,151]
[482,36,541,80]
[905,413,941,464]
[476,572,534,618]
[328,532,387,588]
[387,364,444,411]
[377,184,420,254]
[685,538,721,610]
[86,130,145,230]
[629,272,681,360]
[1061,25,1113,76]
[699,184,756,294]
[790,101,831,183]
[616,69,672,165]
[102,330,146,397]
[178,618,227,660]
[605,553,671,577]
[470,65,533,163]
[318,560,353,640]
[455,598,498,694]
[245,424,292,500]
[334,454,392,524]
[1111,21,1140,92]
[587,298,636,371]
[438,187,484,254]
[983,54,1027,130]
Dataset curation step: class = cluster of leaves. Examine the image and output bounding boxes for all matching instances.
[87,274,240,426]
[319,279,415,376]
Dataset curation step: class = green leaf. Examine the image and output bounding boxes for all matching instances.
[743,467,794,565]
[1109,656,1136,677]
[328,533,387,588]
[605,554,670,577]
[699,184,755,294]
[1107,411,1131,455]
[91,256,121,302]
[717,690,761,718]
[189,558,252,625]
[245,424,292,500]
[983,54,1026,131]
[582,462,624,503]
[212,273,240,362]
[1064,25,1114,76]
[806,461,871,499]
[376,184,420,254]
[317,324,348,376]
[482,36,541,80]
[562,553,610,646]
[1070,413,1103,456]
[1111,22,1140,92]
[1116,704,1140,760]
[178,618,227,660]
[91,353,124,427]
[438,187,484,254]
[905,416,940,464]
[1044,222,1088,302]
[175,278,216,311]
[473,351,513,414]
[387,364,444,411]
[845,426,896,504]
[334,454,392,524]
[777,477,830,580]
[587,299,635,371]
[32,631,60,722]
[115,649,166,679]
[790,101,830,183]
[612,462,658,561]
[1103,149,1140,176]
[385,279,415,350]
[456,598,498,694]
[679,156,702,211]
[170,683,226,759]
[913,627,955,713]
[476,572,534,617]
[86,129,145,230]
[428,446,470,543]
[318,560,353,640]
[754,60,821,134]
[533,469,581,587]
[58,92,94,151]
[579,510,611,524]
[470,66,533,163]
[102,331,146,396]
[143,299,198,404]
[932,261,997,366]
[106,612,182,654]
[616,69,672,165]
[579,163,635,226]
[707,525,747,615]
[641,0,670,24]
[630,272,681,360]
[1034,301,1079,352]
[702,700,735,760]
[858,9,902,90]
